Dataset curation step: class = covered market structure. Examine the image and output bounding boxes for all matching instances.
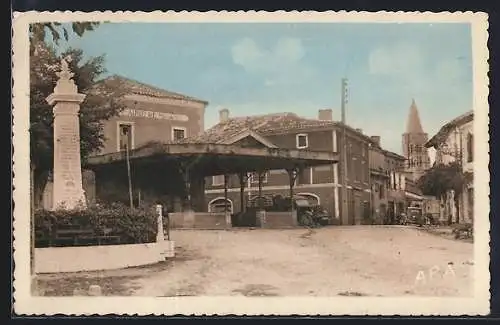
[86,141,339,228]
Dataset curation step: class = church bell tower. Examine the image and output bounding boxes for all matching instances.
[402,99,431,181]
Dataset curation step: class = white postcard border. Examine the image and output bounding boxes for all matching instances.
[12,10,490,316]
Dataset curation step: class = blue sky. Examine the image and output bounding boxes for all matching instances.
[56,22,472,154]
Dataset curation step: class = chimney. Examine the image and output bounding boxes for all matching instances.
[219,108,230,123]
[355,128,363,134]
[370,136,381,147]
[318,109,333,121]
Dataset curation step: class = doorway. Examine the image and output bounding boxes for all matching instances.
[354,195,362,225]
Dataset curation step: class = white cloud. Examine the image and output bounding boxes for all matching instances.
[231,37,314,86]
[369,42,423,76]
[231,38,265,70]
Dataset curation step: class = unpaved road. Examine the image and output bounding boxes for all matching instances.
[127,226,474,297]
[37,226,474,297]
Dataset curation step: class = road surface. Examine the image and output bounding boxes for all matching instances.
[132,226,474,297]
[37,226,474,297]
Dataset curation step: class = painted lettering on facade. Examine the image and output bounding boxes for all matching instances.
[120,108,189,122]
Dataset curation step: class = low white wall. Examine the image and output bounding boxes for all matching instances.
[170,211,229,229]
[35,242,164,274]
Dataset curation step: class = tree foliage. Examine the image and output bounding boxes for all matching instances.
[30,41,127,207]
[29,22,100,48]
[417,162,470,198]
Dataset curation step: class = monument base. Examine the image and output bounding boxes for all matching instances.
[52,188,87,211]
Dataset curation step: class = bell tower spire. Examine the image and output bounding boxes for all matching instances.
[406,98,424,134]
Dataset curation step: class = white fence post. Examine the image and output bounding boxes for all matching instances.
[156,204,165,243]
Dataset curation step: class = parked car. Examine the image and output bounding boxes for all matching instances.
[296,199,331,227]
[402,207,425,226]
[310,206,331,226]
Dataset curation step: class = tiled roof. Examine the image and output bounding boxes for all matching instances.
[382,149,406,161]
[426,110,474,148]
[97,75,208,104]
[173,112,374,146]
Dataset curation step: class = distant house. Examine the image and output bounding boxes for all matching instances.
[369,137,407,224]
[202,108,373,225]
[425,110,474,224]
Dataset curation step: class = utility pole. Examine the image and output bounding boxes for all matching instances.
[123,127,134,209]
[340,78,349,225]
[455,127,463,223]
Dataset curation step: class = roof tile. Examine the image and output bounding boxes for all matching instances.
[97,75,208,104]
[173,112,373,146]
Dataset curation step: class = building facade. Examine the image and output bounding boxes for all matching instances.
[97,76,207,155]
[426,111,474,224]
[369,136,407,224]
[42,75,208,209]
[203,108,373,226]
[402,99,431,182]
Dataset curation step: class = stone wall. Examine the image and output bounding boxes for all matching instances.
[260,211,297,228]
[169,211,229,229]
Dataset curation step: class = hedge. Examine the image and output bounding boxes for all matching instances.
[34,202,158,248]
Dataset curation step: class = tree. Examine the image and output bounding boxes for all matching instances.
[30,42,127,208]
[417,162,467,198]
[417,162,472,223]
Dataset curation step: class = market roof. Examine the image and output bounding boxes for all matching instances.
[174,112,376,146]
[425,111,474,148]
[86,142,338,176]
[94,75,209,104]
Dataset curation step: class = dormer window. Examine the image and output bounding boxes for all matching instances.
[296,133,309,149]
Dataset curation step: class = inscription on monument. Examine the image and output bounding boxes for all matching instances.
[52,114,86,209]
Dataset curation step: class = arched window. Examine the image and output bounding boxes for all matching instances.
[208,197,233,213]
[467,133,473,162]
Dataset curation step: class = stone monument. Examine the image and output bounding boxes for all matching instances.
[46,56,87,210]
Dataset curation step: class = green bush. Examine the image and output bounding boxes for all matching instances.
[34,202,157,247]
